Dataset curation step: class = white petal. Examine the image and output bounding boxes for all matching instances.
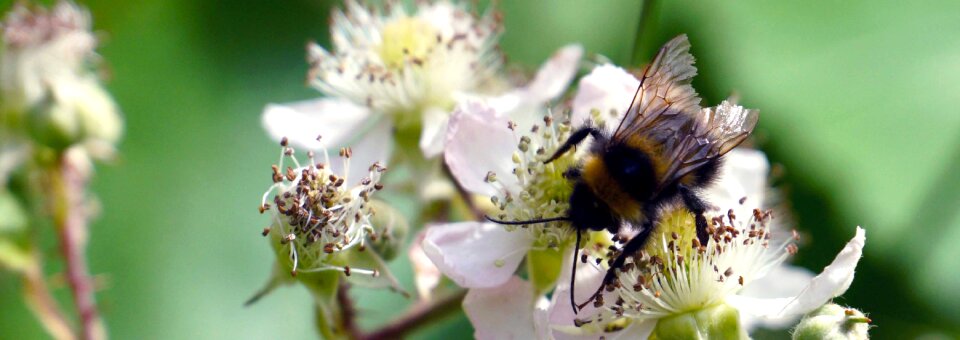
[728,227,866,326]
[523,44,584,104]
[534,297,556,340]
[705,148,770,210]
[734,264,815,330]
[328,117,394,186]
[409,231,442,301]
[779,226,866,316]
[419,107,449,158]
[570,64,639,131]
[605,321,655,340]
[443,101,519,197]
[464,276,538,340]
[261,98,374,150]
[422,222,533,288]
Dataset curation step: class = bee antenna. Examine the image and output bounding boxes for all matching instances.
[483,215,571,225]
[570,229,582,314]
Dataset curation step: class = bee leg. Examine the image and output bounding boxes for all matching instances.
[678,184,709,246]
[576,219,656,311]
[545,127,605,163]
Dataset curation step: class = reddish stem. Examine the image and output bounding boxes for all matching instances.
[361,290,466,340]
[54,158,105,340]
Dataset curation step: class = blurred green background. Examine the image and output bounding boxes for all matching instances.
[1,0,959,339]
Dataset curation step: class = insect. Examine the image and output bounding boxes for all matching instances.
[488,34,758,313]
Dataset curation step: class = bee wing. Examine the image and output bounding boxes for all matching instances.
[659,101,759,187]
[611,35,701,143]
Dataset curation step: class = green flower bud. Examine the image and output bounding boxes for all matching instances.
[367,200,409,261]
[793,304,871,340]
[651,304,747,340]
[25,88,80,150]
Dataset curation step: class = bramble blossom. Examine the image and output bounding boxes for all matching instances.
[267,2,522,164]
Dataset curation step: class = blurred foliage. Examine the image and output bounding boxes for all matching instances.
[0,0,958,339]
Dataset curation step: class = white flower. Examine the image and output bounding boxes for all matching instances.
[544,222,865,339]
[0,0,122,153]
[262,0,583,159]
[424,101,578,290]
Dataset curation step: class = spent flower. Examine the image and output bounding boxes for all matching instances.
[258,136,402,292]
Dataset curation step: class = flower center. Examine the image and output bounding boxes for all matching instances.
[378,17,438,70]
[489,115,577,250]
[260,139,386,277]
[586,204,793,325]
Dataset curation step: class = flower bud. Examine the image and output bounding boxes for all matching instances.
[792,304,871,340]
[366,200,409,261]
[651,303,747,340]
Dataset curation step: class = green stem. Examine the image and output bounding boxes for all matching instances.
[630,0,660,66]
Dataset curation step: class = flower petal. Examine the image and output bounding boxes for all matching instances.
[734,264,815,330]
[605,320,655,340]
[422,222,533,288]
[409,231,442,301]
[523,44,584,104]
[570,64,639,130]
[728,227,866,326]
[464,276,538,340]
[419,107,449,158]
[261,97,373,150]
[705,148,770,210]
[443,101,519,197]
[779,226,866,316]
[328,117,394,186]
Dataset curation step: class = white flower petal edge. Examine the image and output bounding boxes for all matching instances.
[736,264,815,330]
[419,107,450,158]
[444,45,582,196]
[464,276,543,340]
[409,231,442,301]
[705,148,770,210]
[727,227,866,325]
[520,44,584,104]
[261,98,374,150]
[261,98,392,185]
[443,101,518,197]
[422,221,534,288]
[570,64,639,129]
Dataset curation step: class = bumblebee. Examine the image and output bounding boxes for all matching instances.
[490,35,758,313]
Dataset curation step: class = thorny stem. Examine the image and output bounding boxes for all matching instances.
[51,156,105,340]
[361,289,467,340]
[22,247,75,340]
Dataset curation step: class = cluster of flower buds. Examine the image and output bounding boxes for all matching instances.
[1,0,121,156]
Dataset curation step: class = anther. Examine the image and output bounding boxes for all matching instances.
[280,137,289,147]
[262,227,271,236]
